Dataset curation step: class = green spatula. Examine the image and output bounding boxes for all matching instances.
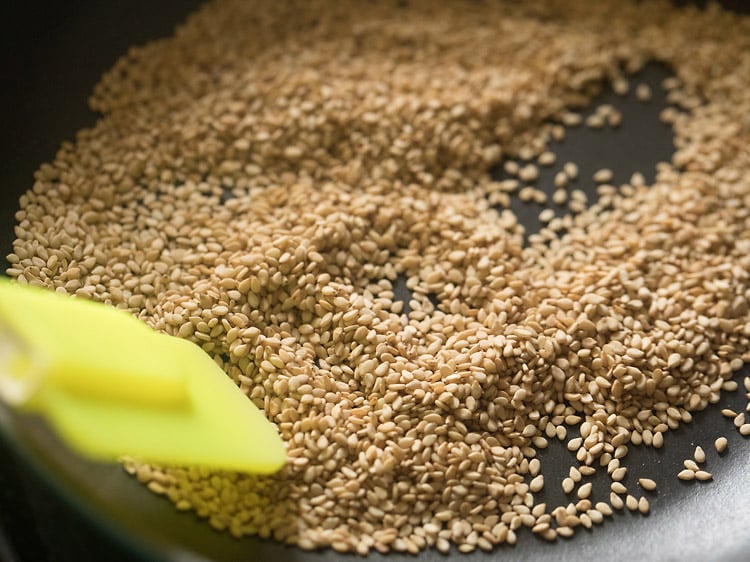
[0,278,285,474]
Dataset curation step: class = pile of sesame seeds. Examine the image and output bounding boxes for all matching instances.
[7,0,750,554]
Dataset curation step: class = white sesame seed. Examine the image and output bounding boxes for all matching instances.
[694,446,706,464]
[638,478,657,492]
[593,168,614,184]
[677,470,696,481]
[694,471,713,482]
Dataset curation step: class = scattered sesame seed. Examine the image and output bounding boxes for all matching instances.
[694,471,713,482]
[694,446,706,464]
[625,495,638,511]
[613,77,630,96]
[638,478,657,492]
[538,151,556,166]
[593,168,614,184]
[562,478,575,495]
[610,493,624,510]
[552,188,568,205]
[530,474,545,493]
[635,83,652,102]
[714,436,728,453]
[562,161,578,179]
[638,496,650,515]
[585,113,606,129]
[678,470,696,481]
[519,164,539,183]
[611,467,627,481]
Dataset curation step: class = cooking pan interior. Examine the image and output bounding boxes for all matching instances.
[2,2,750,562]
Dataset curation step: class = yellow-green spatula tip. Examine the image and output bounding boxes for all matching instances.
[0,278,286,474]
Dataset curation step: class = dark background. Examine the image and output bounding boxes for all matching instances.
[2,2,750,562]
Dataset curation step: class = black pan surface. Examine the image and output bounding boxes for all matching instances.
[2,2,750,561]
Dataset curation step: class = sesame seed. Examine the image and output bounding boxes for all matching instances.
[552,189,568,205]
[694,446,706,464]
[678,470,696,481]
[562,478,575,495]
[635,83,652,102]
[530,474,545,493]
[613,77,629,95]
[638,496,650,515]
[638,478,657,492]
[714,436,728,453]
[609,493,624,510]
[593,168,614,184]
[519,164,539,183]
[562,162,578,179]
[683,459,700,472]
[538,151,556,166]
[625,495,638,511]
[611,467,627,481]
[595,502,612,517]
[585,113,605,128]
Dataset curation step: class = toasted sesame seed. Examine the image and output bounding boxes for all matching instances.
[652,432,664,449]
[593,168,613,184]
[613,77,629,96]
[563,161,578,179]
[552,189,568,205]
[714,436,728,453]
[638,496,650,515]
[585,113,605,128]
[694,471,713,482]
[562,478,575,495]
[635,83,652,102]
[595,502,612,517]
[678,469,696,481]
[539,208,555,223]
[519,164,539,183]
[530,474,545,493]
[638,478,657,492]
[694,446,706,464]
[503,161,519,177]
[562,112,582,127]
[625,495,638,511]
[569,466,582,482]
[538,151,556,166]
[611,467,627,481]
[610,493,624,510]
[579,466,596,477]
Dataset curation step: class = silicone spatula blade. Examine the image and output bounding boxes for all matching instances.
[0,278,286,474]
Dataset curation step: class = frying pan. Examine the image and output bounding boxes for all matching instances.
[2,1,750,561]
